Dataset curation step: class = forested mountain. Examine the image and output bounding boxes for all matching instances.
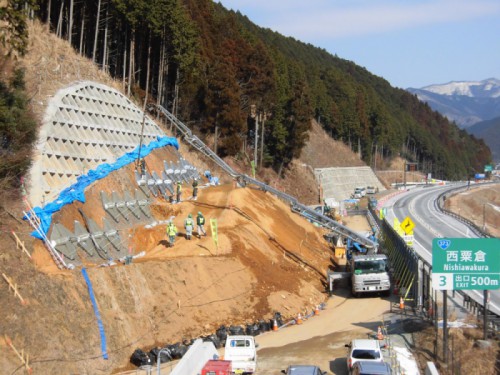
[467,117,500,163]
[6,0,493,180]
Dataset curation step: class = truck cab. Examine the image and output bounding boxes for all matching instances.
[348,254,390,297]
[224,335,257,374]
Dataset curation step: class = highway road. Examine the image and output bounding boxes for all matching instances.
[383,183,500,316]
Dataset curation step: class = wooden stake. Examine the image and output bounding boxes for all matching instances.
[2,273,27,305]
[4,335,32,374]
[11,231,31,259]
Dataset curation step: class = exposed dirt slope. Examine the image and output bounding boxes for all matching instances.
[2,145,334,373]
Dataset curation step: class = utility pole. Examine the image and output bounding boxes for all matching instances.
[403,161,407,189]
[254,114,259,168]
[484,290,489,340]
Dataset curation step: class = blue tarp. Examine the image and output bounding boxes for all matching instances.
[82,268,109,360]
[31,136,178,239]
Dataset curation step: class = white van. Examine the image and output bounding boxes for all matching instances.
[366,186,377,194]
[224,335,257,374]
[345,339,384,373]
[353,187,366,198]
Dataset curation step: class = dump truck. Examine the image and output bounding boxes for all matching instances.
[347,253,391,297]
[327,235,390,297]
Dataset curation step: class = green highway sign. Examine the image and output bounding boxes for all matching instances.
[432,238,500,290]
[484,164,493,172]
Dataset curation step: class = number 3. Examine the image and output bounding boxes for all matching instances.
[439,276,447,286]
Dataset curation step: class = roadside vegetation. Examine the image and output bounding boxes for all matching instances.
[0,65,37,202]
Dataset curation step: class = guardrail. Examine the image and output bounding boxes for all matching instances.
[437,184,495,238]
[369,200,500,337]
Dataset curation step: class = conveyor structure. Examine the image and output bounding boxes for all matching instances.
[156,105,377,250]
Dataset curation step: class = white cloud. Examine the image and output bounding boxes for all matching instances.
[218,0,500,39]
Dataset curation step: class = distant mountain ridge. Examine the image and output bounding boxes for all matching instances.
[408,78,500,128]
[467,116,500,163]
[421,78,500,98]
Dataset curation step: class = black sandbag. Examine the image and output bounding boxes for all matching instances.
[203,334,222,349]
[149,347,172,363]
[216,325,228,344]
[229,325,244,335]
[130,348,152,367]
[259,319,270,332]
[252,323,261,336]
[167,343,183,359]
[274,312,284,326]
[245,323,261,336]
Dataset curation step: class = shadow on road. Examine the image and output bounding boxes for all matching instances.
[329,358,347,375]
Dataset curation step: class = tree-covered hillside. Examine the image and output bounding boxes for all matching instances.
[24,1,493,179]
[0,1,38,189]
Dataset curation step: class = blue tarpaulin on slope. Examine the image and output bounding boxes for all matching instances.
[31,136,178,239]
[82,267,109,360]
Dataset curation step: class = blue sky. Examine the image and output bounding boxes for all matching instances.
[216,0,500,89]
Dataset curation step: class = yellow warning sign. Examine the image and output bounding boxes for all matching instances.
[400,216,415,235]
[210,218,218,249]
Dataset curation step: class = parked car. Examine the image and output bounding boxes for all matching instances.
[366,186,378,194]
[201,359,232,375]
[351,360,392,374]
[345,339,384,373]
[352,187,366,198]
[224,335,257,374]
[281,365,327,375]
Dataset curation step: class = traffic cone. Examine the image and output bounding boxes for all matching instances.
[296,313,303,325]
[272,319,278,331]
[314,305,320,315]
[399,296,405,310]
[377,326,384,340]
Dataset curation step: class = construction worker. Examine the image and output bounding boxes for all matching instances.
[192,178,199,200]
[184,213,194,240]
[176,181,182,203]
[196,211,207,238]
[166,221,178,247]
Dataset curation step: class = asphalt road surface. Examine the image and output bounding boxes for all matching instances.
[384,184,500,316]
[254,288,393,375]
